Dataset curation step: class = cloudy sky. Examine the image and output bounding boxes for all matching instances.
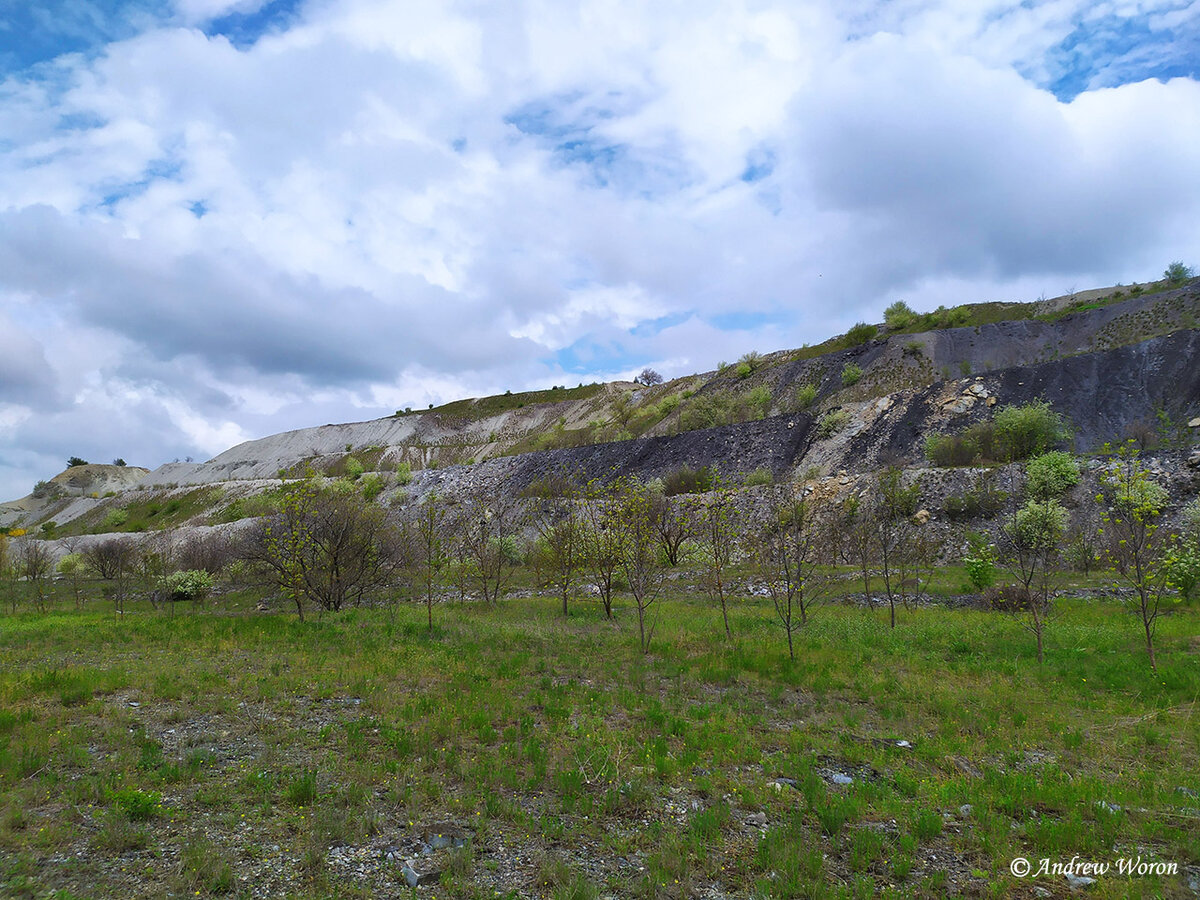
[1,0,1199,497]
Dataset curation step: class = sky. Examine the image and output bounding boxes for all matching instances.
[1,0,1199,498]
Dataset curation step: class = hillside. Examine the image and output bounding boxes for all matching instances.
[4,278,1200,535]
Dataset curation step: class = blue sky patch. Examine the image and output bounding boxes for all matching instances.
[1042,10,1200,100]
[554,338,643,374]
[630,312,690,338]
[203,0,305,49]
[0,0,170,77]
[504,90,695,194]
[740,145,776,183]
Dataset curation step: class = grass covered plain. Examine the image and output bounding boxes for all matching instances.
[0,577,1197,898]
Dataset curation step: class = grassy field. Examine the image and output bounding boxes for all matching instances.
[1,576,1197,899]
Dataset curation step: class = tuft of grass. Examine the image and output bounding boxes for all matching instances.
[175,834,235,894]
[286,768,319,806]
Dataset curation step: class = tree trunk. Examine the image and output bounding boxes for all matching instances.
[1143,613,1157,671]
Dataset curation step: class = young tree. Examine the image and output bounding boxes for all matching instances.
[649,492,694,567]
[998,491,1066,665]
[1098,443,1174,671]
[756,487,830,660]
[841,495,875,606]
[579,480,623,619]
[82,537,136,615]
[256,475,319,620]
[304,491,397,611]
[136,531,176,611]
[872,468,920,629]
[0,535,15,615]
[58,551,87,610]
[534,491,582,617]
[413,492,448,631]
[460,494,520,606]
[249,475,398,619]
[176,529,235,575]
[17,538,53,613]
[692,487,742,640]
[614,477,664,654]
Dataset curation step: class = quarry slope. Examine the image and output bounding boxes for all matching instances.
[4,280,1199,532]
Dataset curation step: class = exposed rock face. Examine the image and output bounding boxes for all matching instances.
[857,329,1200,471]
[5,286,1199,536]
[0,464,150,528]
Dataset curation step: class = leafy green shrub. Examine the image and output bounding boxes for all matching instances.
[103,508,128,529]
[677,389,766,432]
[395,461,413,485]
[67,456,89,468]
[924,422,998,467]
[1025,451,1080,500]
[794,383,817,409]
[1164,261,1194,284]
[884,301,917,330]
[817,409,850,438]
[840,363,863,386]
[1165,539,1200,604]
[328,478,356,497]
[495,535,524,565]
[747,385,771,417]
[164,570,213,603]
[360,473,384,501]
[962,533,997,591]
[925,433,972,467]
[994,401,1069,461]
[343,456,365,480]
[845,322,877,346]
[31,480,60,500]
[737,350,764,374]
[942,486,1007,521]
[744,467,773,487]
[1103,465,1168,515]
[1063,527,1100,573]
[662,465,714,496]
[1009,499,1068,550]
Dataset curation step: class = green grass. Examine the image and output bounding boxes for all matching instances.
[427,383,605,421]
[0,575,1196,898]
[53,486,225,536]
